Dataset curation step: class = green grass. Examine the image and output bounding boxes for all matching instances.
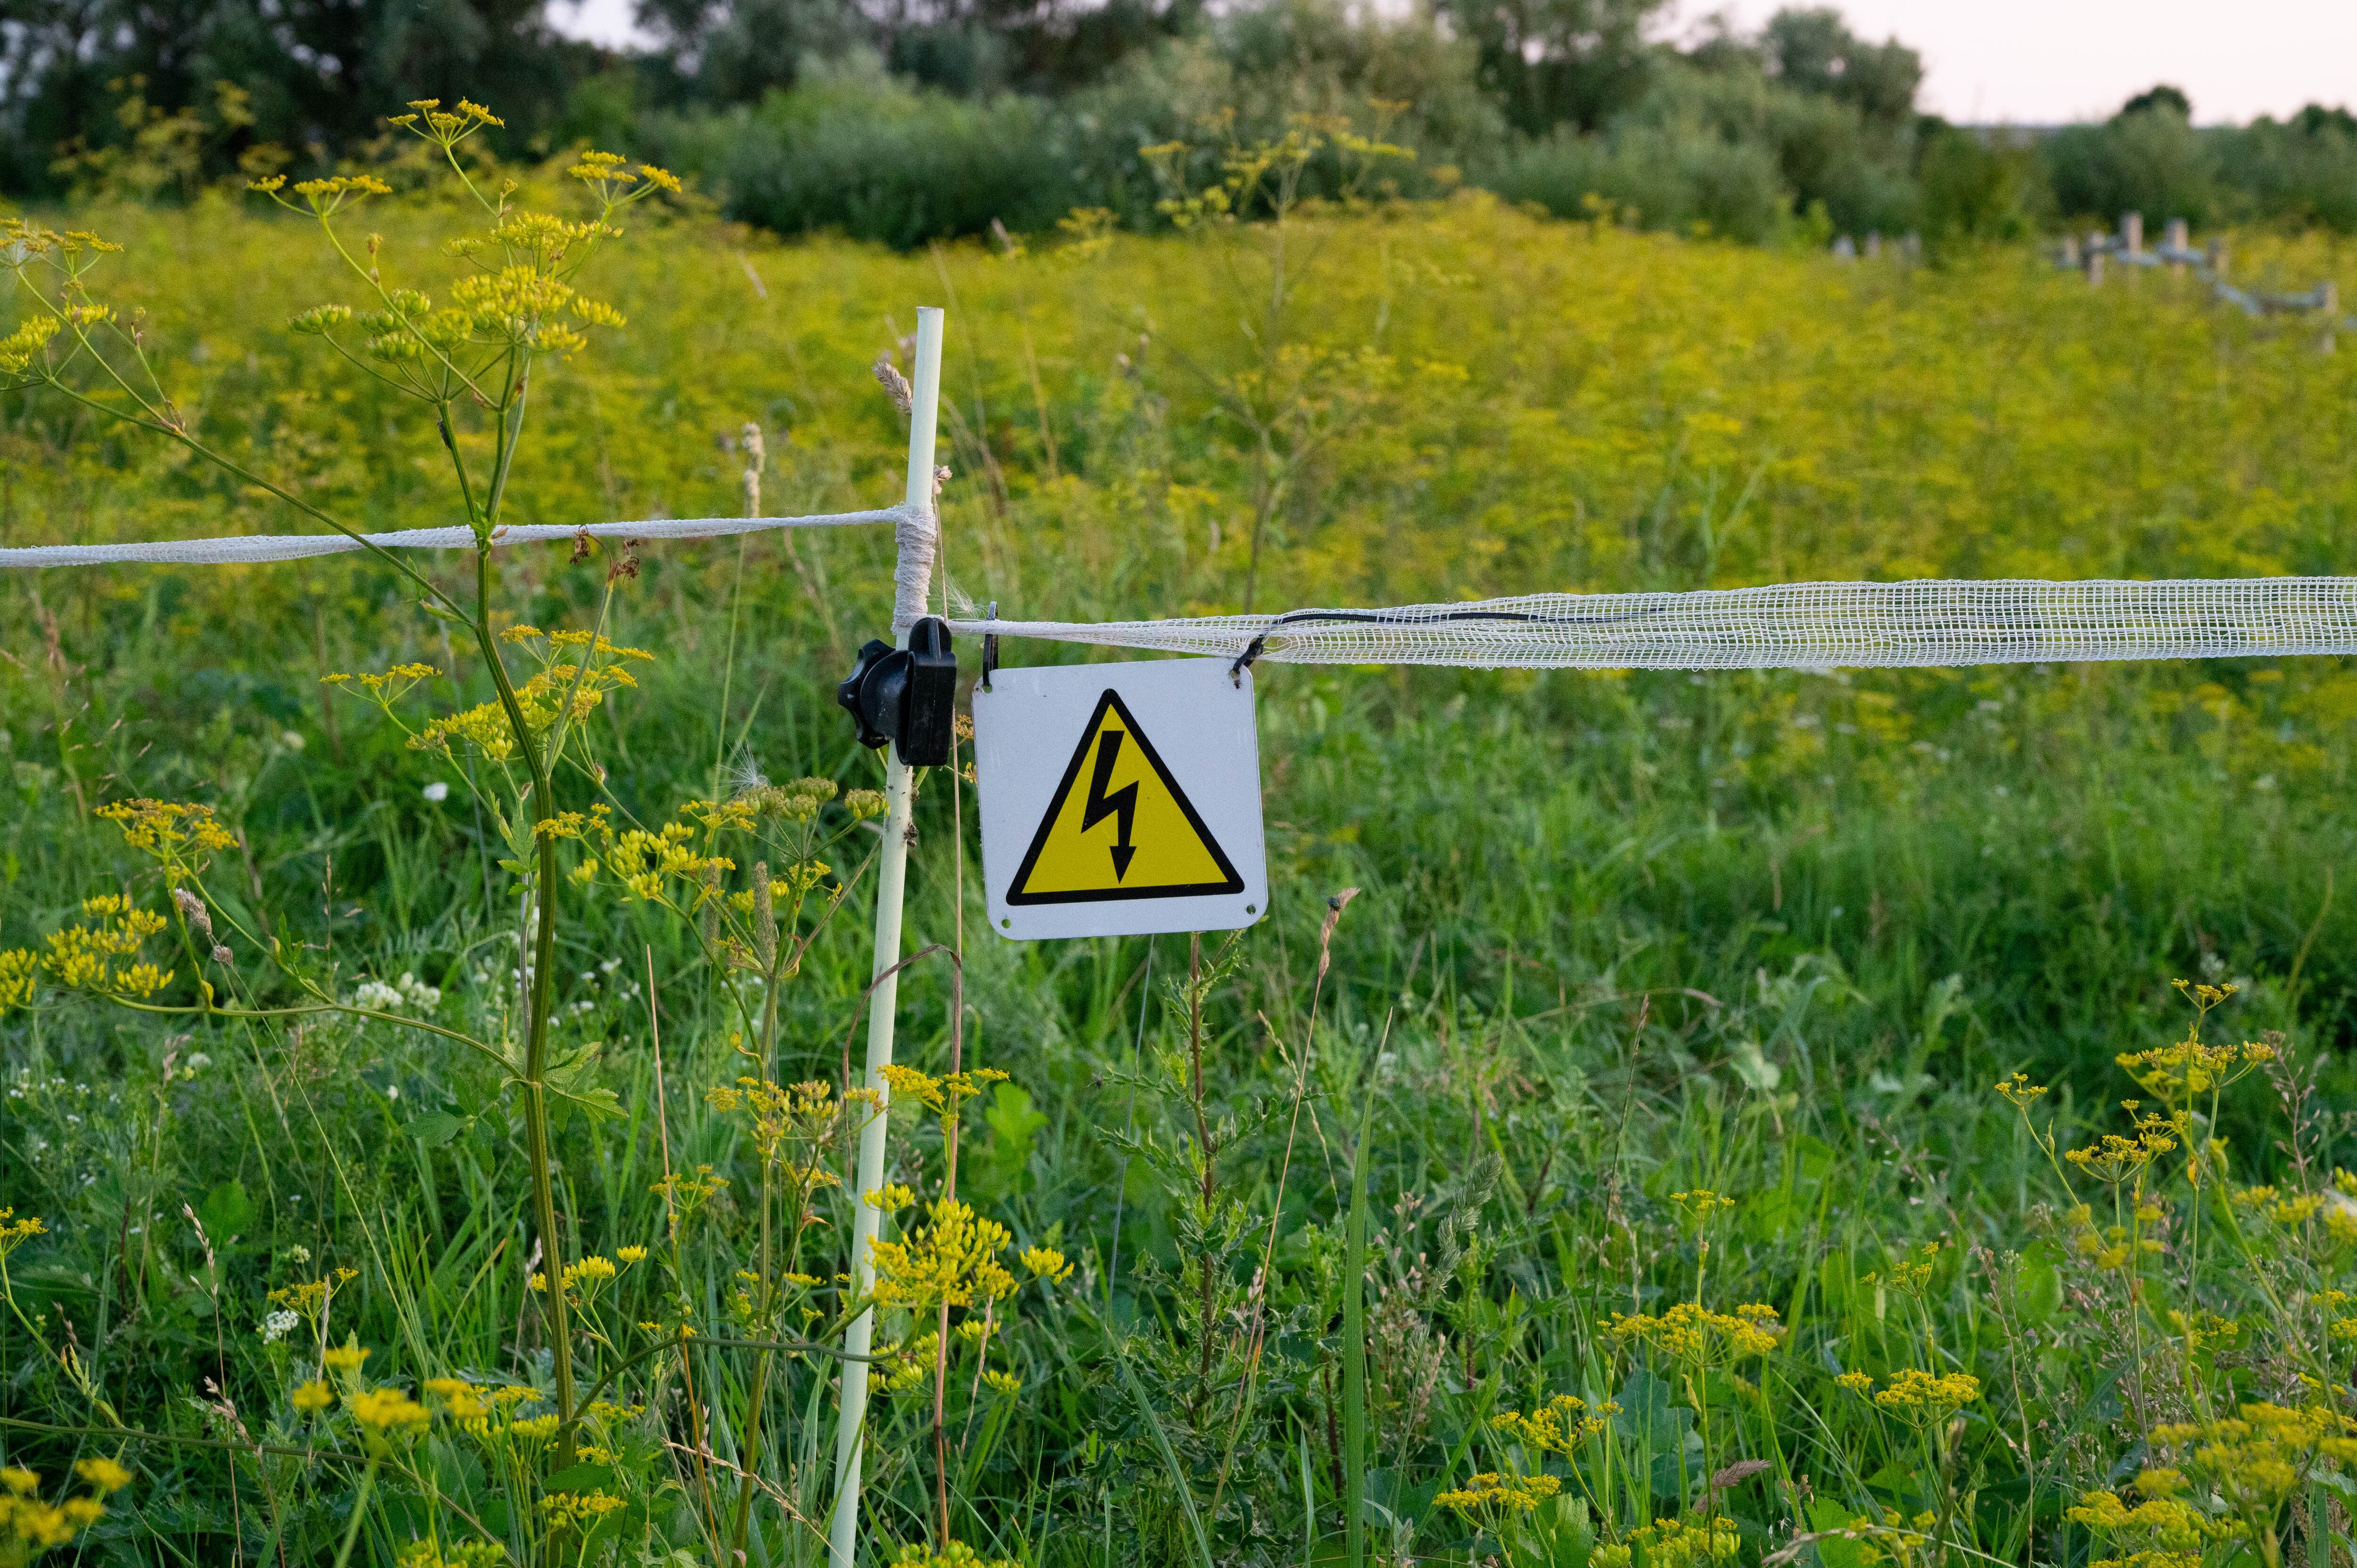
[3,188,2357,1568]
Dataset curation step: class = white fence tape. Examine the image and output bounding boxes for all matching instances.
[0,506,915,570]
[949,578,2357,671]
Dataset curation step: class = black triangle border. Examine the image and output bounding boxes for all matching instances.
[1005,687,1246,906]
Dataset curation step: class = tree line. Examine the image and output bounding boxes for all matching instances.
[4,0,2353,248]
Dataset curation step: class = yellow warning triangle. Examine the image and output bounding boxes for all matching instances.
[1006,689,1244,905]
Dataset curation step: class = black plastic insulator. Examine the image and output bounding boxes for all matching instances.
[836,616,958,765]
[836,639,904,751]
[900,617,956,766]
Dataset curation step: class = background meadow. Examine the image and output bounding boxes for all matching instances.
[5,181,2357,1566]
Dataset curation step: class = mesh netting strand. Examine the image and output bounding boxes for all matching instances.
[948,579,2357,671]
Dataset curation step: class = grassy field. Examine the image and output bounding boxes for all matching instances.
[4,167,2357,1568]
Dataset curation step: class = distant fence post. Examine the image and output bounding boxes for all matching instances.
[2087,249,2105,287]
[2122,212,2143,258]
[2321,281,2341,355]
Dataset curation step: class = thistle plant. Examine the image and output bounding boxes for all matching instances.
[0,96,678,1465]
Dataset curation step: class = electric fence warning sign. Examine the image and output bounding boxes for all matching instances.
[974,659,1267,941]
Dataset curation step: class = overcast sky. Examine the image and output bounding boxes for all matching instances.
[549,0,2357,127]
[1672,0,2357,125]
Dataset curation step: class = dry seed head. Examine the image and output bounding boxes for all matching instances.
[171,887,214,941]
[874,353,913,415]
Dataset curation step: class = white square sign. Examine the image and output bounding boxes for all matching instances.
[973,658,1268,941]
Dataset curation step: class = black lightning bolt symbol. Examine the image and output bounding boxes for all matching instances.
[1080,728,1138,880]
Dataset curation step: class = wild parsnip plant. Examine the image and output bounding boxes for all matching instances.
[9,136,2357,1568]
[1,91,688,1460]
[0,97,984,1566]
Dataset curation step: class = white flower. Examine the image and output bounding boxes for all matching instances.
[186,1052,211,1073]
[395,972,442,1009]
[260,1309,299,1344]
[280,731,305,751]
[386,1084,400,1100]
[422,781,450,803]
[352,979,403,1011]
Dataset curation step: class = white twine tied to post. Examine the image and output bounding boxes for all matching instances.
[0,506,918,570]
[874,350,949,634]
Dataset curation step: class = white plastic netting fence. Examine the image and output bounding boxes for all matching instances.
[948,578,2357,671]
[0,506,916,570]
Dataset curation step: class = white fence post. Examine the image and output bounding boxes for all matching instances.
[829,304,946,1568]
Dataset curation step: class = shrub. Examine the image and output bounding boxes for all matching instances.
[714,58,1084,248]
[2210,113,2357,232]
[2044,100,2221,229]
[1481,121,1792,243]
[1915,121,2046,244]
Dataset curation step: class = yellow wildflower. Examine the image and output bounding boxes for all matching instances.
[1435,1470,1561,1516]
[0,1209,48,1256]
[1607,1300,1781,1362]
[868,1199,1018,1313]
[1020,1246,1073,1284]
[1871,1368,1981,1424]
[73,1459,131,1494]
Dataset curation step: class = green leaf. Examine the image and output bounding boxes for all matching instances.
[1808,1497,1881,1568]
[2013,1240,2060,1324]
[542,1462,616,1493]
[968,1082,1049,1201]
[198,1179,255,1238]
[1613,1368,1682,1448]
[1789,1133,1838,1185]
[404,1111,470,1149]
[552,1085,624,1123]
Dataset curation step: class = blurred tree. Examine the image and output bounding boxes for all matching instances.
[635,0,865,101]
[1430,0,1665,136]
[0,0,598,193]
[2044,86,2218,226]
[640,0,1204,99]
[2119,83,2192,121]
[1914,118,2044,243]
[1761,7,1920,130]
